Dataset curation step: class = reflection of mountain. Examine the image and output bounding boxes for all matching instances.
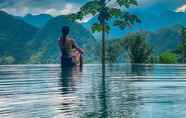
[0,11,38,64]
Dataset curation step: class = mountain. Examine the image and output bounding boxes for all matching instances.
[28,15,98,64]
[131,10,186,31]
[18,14,53,28]
[0,11,38,64]
[147,25,183,54]
[83,10,186,38]
[104,25,184,63]
[0,10,184,64]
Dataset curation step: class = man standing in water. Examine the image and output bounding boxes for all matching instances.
[59,26,83,67]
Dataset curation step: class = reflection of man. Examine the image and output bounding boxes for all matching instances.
[59,66,82,94]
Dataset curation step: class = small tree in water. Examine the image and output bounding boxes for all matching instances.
[181,27,186,63]
[124,32,153,63]
[70,0,140,68]
[175,26,186,63]
[106,39,124,63]
[159,52,177,64]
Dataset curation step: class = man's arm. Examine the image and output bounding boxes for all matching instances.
[71,40,83,54]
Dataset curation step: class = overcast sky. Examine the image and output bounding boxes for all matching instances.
[0,0,186,16]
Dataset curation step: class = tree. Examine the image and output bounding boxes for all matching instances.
[174,26,186,63]
[124,32,153,63]
[159,52,177,64]
[181,27,186,63]
[0,55,15,64]
[70,0,140,69]
[106,39,123,63]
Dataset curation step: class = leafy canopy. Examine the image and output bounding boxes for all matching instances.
[70,0,141,32]
[159,52,177,64]
[124,32,153,63]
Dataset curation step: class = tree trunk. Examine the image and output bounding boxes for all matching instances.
[102,19,106,73]
[100,0,106,74]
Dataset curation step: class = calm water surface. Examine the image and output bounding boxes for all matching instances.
[0,64,186,118]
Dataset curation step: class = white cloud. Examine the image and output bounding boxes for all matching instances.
[44,3,80,16]
[2,6,29,16]
[1,2,81,16]
[176,4,186,12]
[62,3,79,15]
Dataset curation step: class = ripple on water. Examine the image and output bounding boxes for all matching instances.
[0,64,186,118]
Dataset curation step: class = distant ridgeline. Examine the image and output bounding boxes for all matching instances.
[0,10,186,64]
[0,11,98,64]
[83,10,186,63]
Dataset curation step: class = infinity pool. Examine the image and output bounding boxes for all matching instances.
[0,64,186,118]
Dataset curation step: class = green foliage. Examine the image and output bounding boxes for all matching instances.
[117,0,138,7]
[180,27,186,63]
[91,23,110,33]
[71,0,140,32]
[106,39,124,63]
[124,32,153,63]
[29,52,43,64]
[173,26,186,63]
[159,52,177,64]
[0,55,15,64]
[71,0,140,65]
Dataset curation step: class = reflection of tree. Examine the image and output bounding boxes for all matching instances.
[131,64,146,76]
[106,79,140,117]
[100,65,148,118]
[131,64,153,76]
[57,65,150,118]
[98,73,108,118]
[96,71,142,118]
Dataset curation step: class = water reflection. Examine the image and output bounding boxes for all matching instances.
[58,66,83,117]
[0,64,186,118]
[99,73,108,118]
[130,64,153,76]
[59,67,82,94]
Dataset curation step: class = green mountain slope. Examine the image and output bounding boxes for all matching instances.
[0,10,183,64]
[29,15,98,64]
[148,25,183,54]
[0,11,38,64]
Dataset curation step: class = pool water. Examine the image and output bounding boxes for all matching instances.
[0,64,186,118]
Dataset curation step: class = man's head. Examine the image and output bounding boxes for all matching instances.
[62,26,70,36]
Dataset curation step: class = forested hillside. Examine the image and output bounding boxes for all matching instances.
[0,11,38,64]
[28,15,98,64]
